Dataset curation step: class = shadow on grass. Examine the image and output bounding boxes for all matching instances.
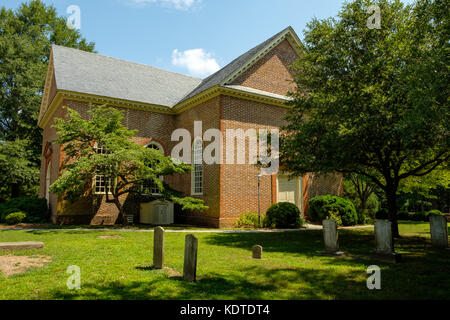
[203,228,450,267]
[49,265,367,300]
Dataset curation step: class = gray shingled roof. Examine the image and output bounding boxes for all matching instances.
[52,26,295,108]
[52,45,202,107]
[178,27,291,103]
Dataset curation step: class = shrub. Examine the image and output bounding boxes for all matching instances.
[357,210,372,225]
[427,210,444,216]
[5,212,27,225]
[0,198,48,223]
[375,209,443,222]
[375,208,389,220]
[397,210,410,221]
[308,195,358,226]
[411,211,428,222]
[235,212,263,228]
[264,202,304,229]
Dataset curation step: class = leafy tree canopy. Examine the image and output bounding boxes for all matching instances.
[281,0,449,237]
[0,0,95,198]
[0,139,39,200]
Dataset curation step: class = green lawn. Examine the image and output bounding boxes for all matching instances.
[0,222,449,300]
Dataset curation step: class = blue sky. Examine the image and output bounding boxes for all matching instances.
[4,0,415,78]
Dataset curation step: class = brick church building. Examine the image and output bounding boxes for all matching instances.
[38,27,342,227]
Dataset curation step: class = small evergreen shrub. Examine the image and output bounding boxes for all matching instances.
[264,202,304,229]
[412,211,428,222]
[375,208,389,220]
[374,209,443,222]
[357,210,371,225]
[427,210,444,216]
[309,195,358,226]
[0,198,48,223]
[397,210,410,221]
[235,212,263,228]
[5,212,27,225]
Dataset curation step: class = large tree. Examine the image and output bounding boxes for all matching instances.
[0,0,95,198]
[0,139,39,200]
[281,0,449,237]
[50,106,207,224]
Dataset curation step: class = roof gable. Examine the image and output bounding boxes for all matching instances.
[178,26,303,103]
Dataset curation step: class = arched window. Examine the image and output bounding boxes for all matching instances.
[144,142,164,195]
[191,138,203,195]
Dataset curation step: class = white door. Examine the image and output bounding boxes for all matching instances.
[278,176,298,204]
[277,175,302,213]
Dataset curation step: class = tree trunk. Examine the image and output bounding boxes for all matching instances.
[113,197,128,226]
[386,187,400,239]
[11,183,20,199]
[361,197,368,211]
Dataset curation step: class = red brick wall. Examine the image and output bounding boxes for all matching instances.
[172,97,222,227]
[218,95,289,227]
[231,40,298,96]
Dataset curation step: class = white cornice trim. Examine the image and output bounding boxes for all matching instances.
[38,90,174,129]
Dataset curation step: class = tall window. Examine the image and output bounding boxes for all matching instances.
[191,138,203,195]
[143,142,164,195]
[94,144,113,194]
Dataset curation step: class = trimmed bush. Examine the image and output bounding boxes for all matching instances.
[427,210,444,216]
[5,212,27,225]
[412,211,428,222]
[357,210,372,225]
[397,210,410,221]
[375,208,389,220]
[0,198,48,223]
[264,202,304,229]
[236,212,263,228]
[309,195,358,226]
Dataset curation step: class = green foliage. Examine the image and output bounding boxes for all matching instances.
[50,105,207,223]
[280,0,449,235]
[411,211,429,222]
[264,202,304,229]
[394,209,444,222]
[0,0,95,199]
[0,140,40,198]
[427,210,444,216]
[356,210,372,225]
[400,169,450,199]
[5,212,27,225]
[235,212,263,228]
[376,208,389,220]
[309,195,358,226]
[343,174,380,217]
[397,210,411,221]
[0,197,48,223]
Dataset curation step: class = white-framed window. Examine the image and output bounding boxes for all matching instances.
[93,143,113,195]
[143,142,164,196]
[191,138,203,195]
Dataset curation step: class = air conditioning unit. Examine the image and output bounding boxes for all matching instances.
[140,200,174,225]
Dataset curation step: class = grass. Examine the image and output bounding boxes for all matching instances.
[0,221,449,300]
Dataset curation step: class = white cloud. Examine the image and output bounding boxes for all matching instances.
[172,48,220,77]
[128,0,201,10]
